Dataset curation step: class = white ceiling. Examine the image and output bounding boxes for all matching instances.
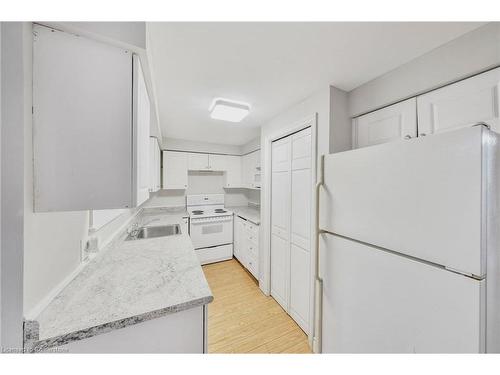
[147,22,484,146]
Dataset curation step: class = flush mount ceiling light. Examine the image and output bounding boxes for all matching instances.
[209,98,250,123]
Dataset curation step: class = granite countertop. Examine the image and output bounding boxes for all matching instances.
[228,206,260,225]
[24,208,212,352]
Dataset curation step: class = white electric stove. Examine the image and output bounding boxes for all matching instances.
[186,194,234,265]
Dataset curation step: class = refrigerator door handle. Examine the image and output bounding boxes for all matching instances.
[313,154,325,354]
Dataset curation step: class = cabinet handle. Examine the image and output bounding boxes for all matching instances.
[419,133,427,137]
[403,135,412,140]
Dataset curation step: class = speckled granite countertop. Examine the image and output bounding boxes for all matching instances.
[228,206,261,225]
[24,207,212,352]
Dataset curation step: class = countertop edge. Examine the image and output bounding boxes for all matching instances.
[228,206,261,225]
[24,295,213,353]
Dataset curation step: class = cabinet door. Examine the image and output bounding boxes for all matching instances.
[417,67,500,135]
[156,145,161,190]
[188,153,210,170]
[133,56,151,207]
[208,154,226,171]
[252,150,261,188]
[353,98,417,149]
[149,137,158,192]
[225,155,242,188]
[33,25,133,211]
[163,151,188,189]
[241,154,252,188]
[233,217,244,262]
[149,138,161,192]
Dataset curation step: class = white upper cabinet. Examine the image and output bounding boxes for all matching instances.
[33,25,135,211]
[241,150,261,188]
[225,155,243,188]
[162,150,259,190]
[149,137,161,192]
[417,67,500,135]
[162,151,188,189]
[210,155,242,188]
[188,153,210,170]
[207,154,226,171]
[353,98,417,149]
[133,56,151,207]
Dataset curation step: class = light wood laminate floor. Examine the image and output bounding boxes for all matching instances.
[202,259,312,354]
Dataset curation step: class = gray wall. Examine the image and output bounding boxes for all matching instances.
[348,22,500,117]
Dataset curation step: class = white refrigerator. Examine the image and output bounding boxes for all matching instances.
[318,125,500,353]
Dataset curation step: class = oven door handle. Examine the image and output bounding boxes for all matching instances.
[190,216,233,224]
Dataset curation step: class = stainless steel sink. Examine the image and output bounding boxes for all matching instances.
[125,224,181,241]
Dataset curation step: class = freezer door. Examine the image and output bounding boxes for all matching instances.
[320,233,485,353]
[320,126,497,277]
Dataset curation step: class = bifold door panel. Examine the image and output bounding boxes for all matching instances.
[271,127,312,334]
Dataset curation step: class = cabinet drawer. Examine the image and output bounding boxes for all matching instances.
[246,222,259,235]
[247,256,258,279]
[246,232,259,245]
[247,242,258,258]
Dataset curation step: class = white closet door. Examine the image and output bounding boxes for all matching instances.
[417,67,500,135]
[271,137,291,310]
[289,128,312,333]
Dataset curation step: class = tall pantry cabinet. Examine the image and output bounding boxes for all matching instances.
[270,127,312,334]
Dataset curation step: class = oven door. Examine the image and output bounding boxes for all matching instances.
[189,215,234,249]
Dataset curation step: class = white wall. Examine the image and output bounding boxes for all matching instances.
[241,136,261,155]
[348,22,500,117]
[330,86,351,153]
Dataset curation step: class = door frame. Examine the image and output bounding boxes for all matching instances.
[260,113,318,342]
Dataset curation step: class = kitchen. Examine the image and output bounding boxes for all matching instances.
[2,15,500,365]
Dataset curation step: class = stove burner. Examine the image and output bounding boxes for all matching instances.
[192,210,204,215]
[214,209,227,213]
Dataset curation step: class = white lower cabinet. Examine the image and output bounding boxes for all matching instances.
[234,216,259,279]
[57,306,207,353]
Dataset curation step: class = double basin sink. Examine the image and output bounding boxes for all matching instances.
[126,224,181,241]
